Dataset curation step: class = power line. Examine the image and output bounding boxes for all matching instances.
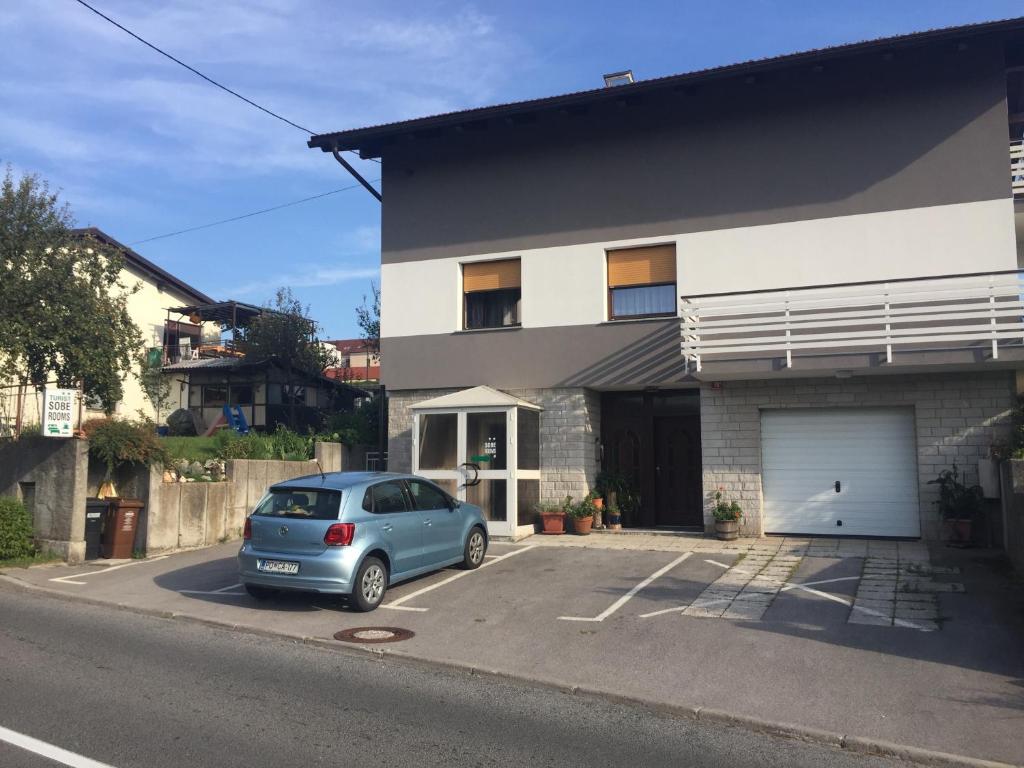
[69,0,380,165]
[129,181,379,245]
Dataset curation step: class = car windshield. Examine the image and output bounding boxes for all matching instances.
[252,489,342,520]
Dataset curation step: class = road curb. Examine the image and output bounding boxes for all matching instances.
[1,575,1018,768]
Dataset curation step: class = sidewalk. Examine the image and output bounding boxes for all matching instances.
[2,536,1022,766]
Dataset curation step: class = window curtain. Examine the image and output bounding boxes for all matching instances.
[611,284,676,316]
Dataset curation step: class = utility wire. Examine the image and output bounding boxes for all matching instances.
[69,0,380,164]
[129,180,379,245]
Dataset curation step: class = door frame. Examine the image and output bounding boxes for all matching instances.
[411,405,539,539]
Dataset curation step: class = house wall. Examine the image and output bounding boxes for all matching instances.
[377,42,1017,391]
[700,371,1015,539]
[0,260,214,429]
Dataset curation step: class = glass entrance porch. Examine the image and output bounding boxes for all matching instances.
[411,387,541,539]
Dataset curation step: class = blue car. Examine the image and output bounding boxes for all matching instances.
[237,472,488,611]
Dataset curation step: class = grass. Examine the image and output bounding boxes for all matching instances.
[160,435,222,462]
[0,551,63,569]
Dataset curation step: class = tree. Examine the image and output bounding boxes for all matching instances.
[242,287,332,375]
[355,280,380,358]
[137,350,174,422]
[0,166,142,413]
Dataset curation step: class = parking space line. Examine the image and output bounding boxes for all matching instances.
[558,552,693,623]
[380,545,536,612]
[48,556,169,585]
[0,724,117,768]
[179,582,245,596]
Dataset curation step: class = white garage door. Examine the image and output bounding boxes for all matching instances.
[761,408,920,537]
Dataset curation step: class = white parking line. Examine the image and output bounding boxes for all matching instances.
[380,545,536,612]
[0,724,116,768]
[48,557,169,585]
[558,552,693,623]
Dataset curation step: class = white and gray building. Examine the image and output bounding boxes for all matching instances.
[310,18,1024,540]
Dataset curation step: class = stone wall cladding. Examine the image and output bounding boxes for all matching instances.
[388,387,601,504]
[700,371,1014,539]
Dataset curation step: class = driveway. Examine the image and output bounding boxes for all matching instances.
[3,534,1022,765]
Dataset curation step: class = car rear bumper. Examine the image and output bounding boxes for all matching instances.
[237,543,360,594]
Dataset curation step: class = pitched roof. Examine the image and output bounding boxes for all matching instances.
[71,227,215,305]
[309,16,1024,157]
[411,385,542,411]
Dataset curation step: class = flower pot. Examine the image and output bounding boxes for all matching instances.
[573,515,594,535]
[540,512,566,535]
[607,514,622,531]
[592,498,604,529]
[715,519,739,541]
[946,518,973,545]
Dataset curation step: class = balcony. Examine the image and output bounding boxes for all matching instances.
[1014,140,1024,199]
[159,340,244,365]
[680,270,1024,379]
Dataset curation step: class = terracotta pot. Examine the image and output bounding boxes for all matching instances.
[715,519,739,541]
[592,498,604,510]
[947,518,973,544]
[574,515,594,535]
[540,512,566,535]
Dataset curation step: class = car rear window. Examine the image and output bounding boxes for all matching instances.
[253,489,342,520]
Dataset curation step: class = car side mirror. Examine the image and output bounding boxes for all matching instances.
[448,497,461,510]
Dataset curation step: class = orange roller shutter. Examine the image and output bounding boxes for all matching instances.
[607,245,676,288]
[463,259,521,292]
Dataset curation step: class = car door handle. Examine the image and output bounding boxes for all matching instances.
[423,519,432,527]
[382,524,393,532]
[834,481,841,493]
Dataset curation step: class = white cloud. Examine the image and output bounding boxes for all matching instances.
[234,264,379,297]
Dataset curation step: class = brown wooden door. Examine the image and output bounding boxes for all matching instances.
[653,415,702,527]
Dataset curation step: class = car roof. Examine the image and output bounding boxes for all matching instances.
[268,471,420,492]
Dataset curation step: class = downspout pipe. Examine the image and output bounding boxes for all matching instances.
[332,145,382,202]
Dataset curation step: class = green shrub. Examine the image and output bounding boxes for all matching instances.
[0,497,35,560]
[160,436,221,462]
[86,418,169,477]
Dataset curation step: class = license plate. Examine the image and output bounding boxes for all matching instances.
[256,559,299,575]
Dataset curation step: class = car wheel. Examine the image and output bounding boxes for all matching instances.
[352,556,388,612]
[462,527,487,570]
[244,584,274,601]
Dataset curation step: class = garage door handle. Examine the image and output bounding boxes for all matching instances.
[834,481,841,493]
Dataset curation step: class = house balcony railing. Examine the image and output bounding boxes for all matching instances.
[159,340,244,365]
[680,270,1024,374]
[1013,140,1024,199]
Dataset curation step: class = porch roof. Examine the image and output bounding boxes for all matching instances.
[411,386,542,411]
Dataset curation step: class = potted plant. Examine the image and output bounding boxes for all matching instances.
[929,464,984,545]
[713,487,743,540]
[596,471,639,528]
[565,495,596,535]
[590,491,604,529]
[606,501,622,530]
[538,502,567,535]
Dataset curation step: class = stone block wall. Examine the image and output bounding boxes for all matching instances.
[388,387,601,505]
[701,371,1015,539]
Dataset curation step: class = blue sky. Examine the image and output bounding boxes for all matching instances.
[2,1,1021,338]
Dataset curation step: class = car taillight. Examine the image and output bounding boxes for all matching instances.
[243,517,252,540]
[324,523,355,546]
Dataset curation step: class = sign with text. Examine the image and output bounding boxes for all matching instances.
[42,388,77,438]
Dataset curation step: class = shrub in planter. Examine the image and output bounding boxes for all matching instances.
[538,503,567,534]
[713,488,743,541]
[928,464,984,544]
[564,494,597,535]
[0,497,35,560]
[86,418,170,481]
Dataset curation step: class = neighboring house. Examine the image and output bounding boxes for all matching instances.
[0,228,216,431]
[326,338,381,385]
[161,301,368,432]
[309,18,1024,541]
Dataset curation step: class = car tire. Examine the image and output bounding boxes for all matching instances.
[462,526,487,570]
[244,584,274,601]
[351,556,388,612]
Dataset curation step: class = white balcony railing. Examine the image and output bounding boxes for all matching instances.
[1013,140,1024,198]
[680,270,1024,373]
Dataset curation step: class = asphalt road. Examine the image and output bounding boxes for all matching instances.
[0,587,902,768]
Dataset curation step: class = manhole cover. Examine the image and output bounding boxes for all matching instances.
[334,627,415,644]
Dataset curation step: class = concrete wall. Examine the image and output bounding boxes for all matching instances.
[701,371,1015,539]
[138,442,346,555]
[0,436,89,562]
[388,387,600,504]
